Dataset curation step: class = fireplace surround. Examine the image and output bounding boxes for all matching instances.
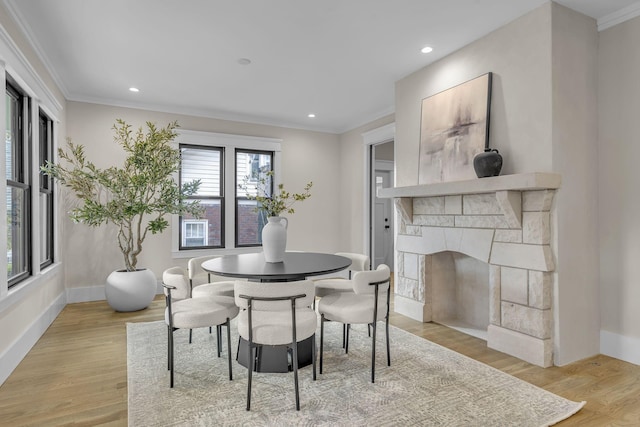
[378,172,561,367]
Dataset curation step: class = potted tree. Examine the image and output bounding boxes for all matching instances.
[42,119,202,311]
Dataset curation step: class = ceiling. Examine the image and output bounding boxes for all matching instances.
[5,0,640,133]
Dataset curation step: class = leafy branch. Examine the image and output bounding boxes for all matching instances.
[41,119,203,271]
[240,170,312,218]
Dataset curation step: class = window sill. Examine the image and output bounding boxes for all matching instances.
[0,262,63,314]
[171,247,262,259]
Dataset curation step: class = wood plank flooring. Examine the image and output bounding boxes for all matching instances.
[1,293,639,426]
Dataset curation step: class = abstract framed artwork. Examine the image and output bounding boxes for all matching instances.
[418,72,492,184]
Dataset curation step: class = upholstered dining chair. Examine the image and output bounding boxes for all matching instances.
[188,255,235,298]
[162,268,239,388]
[313,252,370,344]
[313,252,370,298]
[163,266,206,344]
[317,264,391,383]
[234,279,317,411]
[162,266,191,300]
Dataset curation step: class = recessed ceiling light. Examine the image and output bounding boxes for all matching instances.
[307,113,316,118]
[129,87,139,92]
[237,58,252,65]
[421,46,433,54]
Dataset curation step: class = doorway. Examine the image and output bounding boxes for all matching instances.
[370,142,394,270]
[362,123,395,272]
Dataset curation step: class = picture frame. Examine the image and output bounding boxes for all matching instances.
[418,72,492,184]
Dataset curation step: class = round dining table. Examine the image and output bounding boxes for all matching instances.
[201,251,352,282]
[201,251,352,372]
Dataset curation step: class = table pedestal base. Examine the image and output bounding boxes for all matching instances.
[236,335,314,373]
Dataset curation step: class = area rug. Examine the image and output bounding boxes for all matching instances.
[127,320,584,426]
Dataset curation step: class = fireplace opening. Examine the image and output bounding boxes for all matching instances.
[430,252,490,340]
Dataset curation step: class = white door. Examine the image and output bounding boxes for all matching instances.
[373,170,394,269]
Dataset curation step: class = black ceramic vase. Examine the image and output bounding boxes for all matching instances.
[473,148,503,178]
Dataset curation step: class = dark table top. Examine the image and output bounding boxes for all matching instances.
[201,252,352,282]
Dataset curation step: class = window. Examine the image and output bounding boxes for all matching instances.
[173,130,281,255]
[39,110,54,268]
[182,219,209,247]
[2,44,60,296]
[235,150,273,247]
[6,80,31,286]
[179,145,223,250]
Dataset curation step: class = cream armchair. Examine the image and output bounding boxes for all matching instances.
[317,264,391,383]
[235,279,317,411]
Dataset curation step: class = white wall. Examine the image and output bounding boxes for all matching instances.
[393,2,600,365]
[64,102,343,292]
[550,3,600,365]
[598,14,640,364]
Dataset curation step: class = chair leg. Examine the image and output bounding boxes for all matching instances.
[189,328,193,344]
[226,319,233,380]
[246,344,253,411]
[342,323,346,348]
[312,334,317,381]
[371,321,377,383]
[167,326,171,371]
[320,315,325,374]
[386,317,391,367]
[292,343,300,411]
[169,327,175,388]
[345,324,350,354]
[216,325,222,358]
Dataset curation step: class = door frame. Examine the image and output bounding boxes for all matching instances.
[361,123,395,269]
[374,161,395,269]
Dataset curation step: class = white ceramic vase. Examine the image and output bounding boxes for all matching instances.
[105,268,157,312]
[262,216,288,263]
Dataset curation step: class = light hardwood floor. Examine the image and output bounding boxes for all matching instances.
[1,293,639,426]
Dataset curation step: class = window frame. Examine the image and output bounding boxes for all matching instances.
[234,148,274,248]
[181,219,209,247]
[1,35,63,308]
[178,143,225,250]
[6,79,31,287]
[38,109,54,269]
[171,130,281,258]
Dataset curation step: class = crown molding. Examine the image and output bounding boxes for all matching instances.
[598,1,640,31]
[0,8,63,113]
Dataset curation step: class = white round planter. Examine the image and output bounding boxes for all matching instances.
[105,268,157,312]
[262,216,288,263]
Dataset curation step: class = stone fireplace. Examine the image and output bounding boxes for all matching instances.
[379,172,561,367]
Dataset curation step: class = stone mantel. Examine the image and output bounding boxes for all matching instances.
[380,172,562,367]
[378,172,561,199]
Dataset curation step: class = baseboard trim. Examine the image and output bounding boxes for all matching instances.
[0,291,66,386]
[488,324,552,368]
[66,281,163,303]
[601,329,640,366]
[394,295,428,322]
[66,285,106,303]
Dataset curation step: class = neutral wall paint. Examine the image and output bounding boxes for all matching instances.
[394,2,600,365]
[550,3,600,366]
[598,15,640,364]
[338,114,395,254]
[395,4,554,189]
[375,141,394,161]
[64,101,343,290]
